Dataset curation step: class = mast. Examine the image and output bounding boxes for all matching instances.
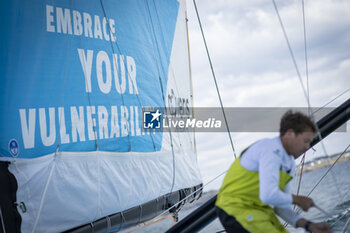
[184,0,197,156]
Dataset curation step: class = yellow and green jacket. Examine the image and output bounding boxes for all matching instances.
[216,137,296,233]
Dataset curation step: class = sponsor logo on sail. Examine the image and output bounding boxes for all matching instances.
[8,139,19,157]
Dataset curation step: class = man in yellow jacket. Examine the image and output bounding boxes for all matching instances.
[216,111,332,233]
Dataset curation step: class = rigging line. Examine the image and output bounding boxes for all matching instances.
[137,168,230,228]
[127,188,199,231]
[272,0,345,203]
[184,2,198,157]
[147,0,190,154]
[295,153,306,197]
[312,88,350,114]
[124,214,175,233]
[74,1,99,150]
[31,6,74,231]
[320,143,346,203]
[14,4,74,231]
[122,168,229,233]
[341,217,350,233]
[31,161,57,233]
[144,0,177,194]
[82,67,99,150]
[151,0,194,149]
[314,204,333,219]
[73,0,100,151]
[272,0,310,109]
[92,153,102,222]
[193,0,237,158]
[100,0,156,151]
[293,147,315,193]
[294,144,350,217]
[56,17,72,153]
[98,0,131,151]
[302,0,311,116]
[330,205,350,227]
[150,0,182,96]
[286,152,306,228]
[160,78,177,194]
[306,143,350,198]
[273,0,325,153]
[99,0,158,151]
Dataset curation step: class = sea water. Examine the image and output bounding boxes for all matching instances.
[120,159,350,233]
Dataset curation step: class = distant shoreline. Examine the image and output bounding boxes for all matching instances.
[295,151,350,174]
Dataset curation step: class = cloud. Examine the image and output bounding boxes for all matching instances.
[188,0,350,88]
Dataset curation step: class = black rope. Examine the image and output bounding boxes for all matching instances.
[193,0,237,158]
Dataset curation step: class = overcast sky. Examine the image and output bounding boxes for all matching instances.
[185,0,350,191]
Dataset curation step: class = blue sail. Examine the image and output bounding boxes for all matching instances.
[0,0,202,232]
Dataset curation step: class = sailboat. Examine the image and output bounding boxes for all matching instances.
[0,0,202,232]
[1,0,349,233]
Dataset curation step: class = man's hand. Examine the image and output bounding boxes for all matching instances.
[296,218,332,233]
[292,194,314,211]
[309,222,332,233]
